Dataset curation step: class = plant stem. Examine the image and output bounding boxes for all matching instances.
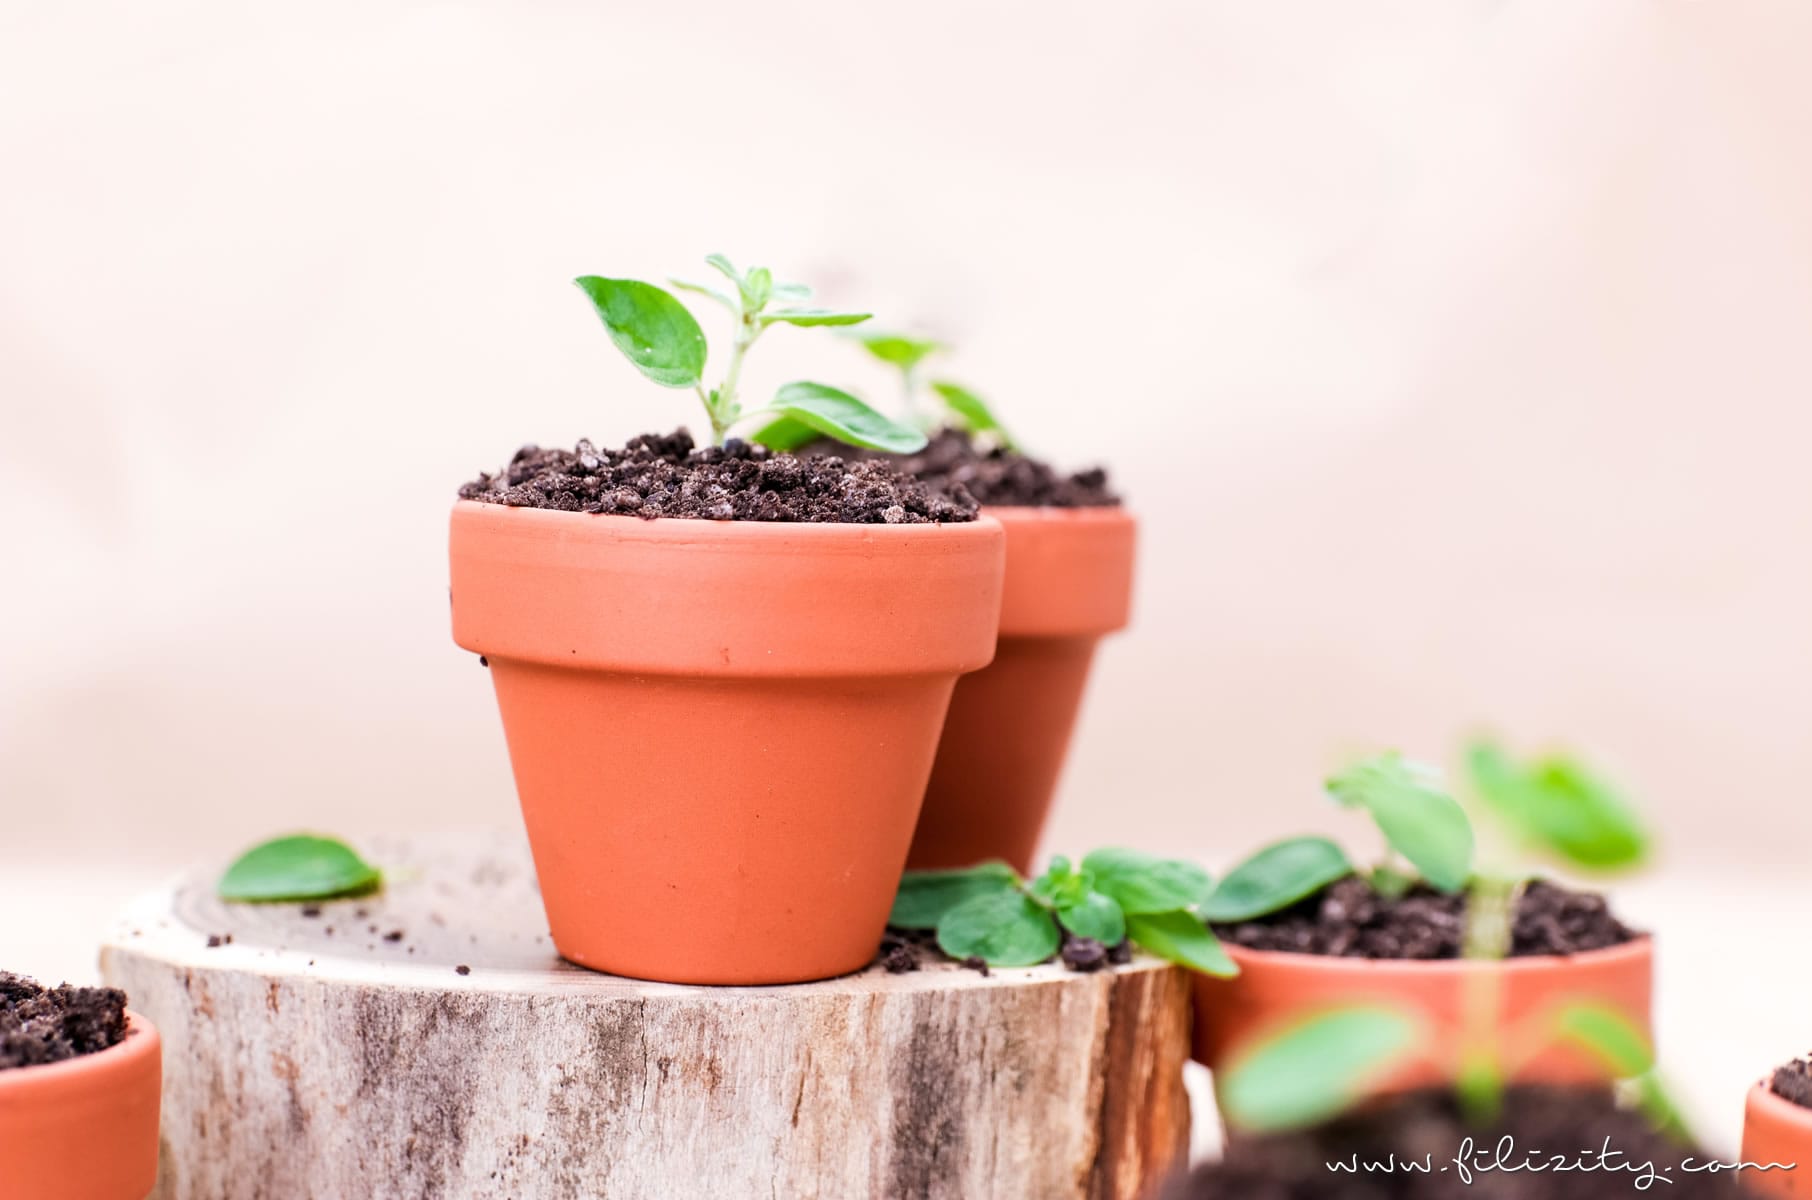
[1456,874,1515,1124]
[707,309,763,447]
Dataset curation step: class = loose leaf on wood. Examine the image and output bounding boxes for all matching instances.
[1124,910,1238,978]
[889,862,1019,930]
[770,381,928,453]
[1328,753,1475,893]
[761,308,873,328]
[937,890,1062,966]
[1200,836,1353,922]
[1218,1007,1421,1133]
[855,332,942,370]
[573,277,707,388]
[930,381,1014,446]
[218,834,382,903]
[1081,847,1212,915]
[1467,740,1649,871]
[1057,890,1126,945]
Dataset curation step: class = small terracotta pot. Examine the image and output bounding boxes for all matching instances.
[450,502,1006,985]
[905,506,1136,873]
[1742,1081,1812,1197]
[1193,940,1654,1089]
[0,1011,161,1200]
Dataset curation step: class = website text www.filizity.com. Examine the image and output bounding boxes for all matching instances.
[1325,1136,1794,1191]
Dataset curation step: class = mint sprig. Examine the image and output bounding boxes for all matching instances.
[889,850,1237,977]
[574,256,925,453]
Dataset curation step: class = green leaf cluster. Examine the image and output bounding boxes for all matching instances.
[574,255,925,453]
[888,849,1236,976]
[218,834,382,902]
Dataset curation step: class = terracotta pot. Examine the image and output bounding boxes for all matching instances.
[450,502,1006,985]
[904,506,1136,873]
[0,1011,161,1200]
[1193,939,1654,1089]
[1742,1081,1812,1197]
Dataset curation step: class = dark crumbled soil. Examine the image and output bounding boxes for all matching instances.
[1214,877,1637,960]
[0,972,129,1070]
[459,430,978,524]
[876,926,1131,975]
[1771,1059,1812,1109]
[1167,1087,1758,1198]
[829,428,1118,508]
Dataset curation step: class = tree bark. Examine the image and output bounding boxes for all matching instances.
[100,833,1192,1200]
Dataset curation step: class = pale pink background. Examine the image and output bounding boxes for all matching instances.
[3,0,1811,1150]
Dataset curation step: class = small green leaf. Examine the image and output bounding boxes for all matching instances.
[761,308,874,328]
[704,253,740,286]
[1124,910,1238,977]
[1328,753,1475,893]
[572,277,707,388]
[1201,836,1354,922]
[889,862,1020,930]
[1081,848,1212,915]
[770,280,813,301]
[855,332,942,370]
[1467,741,1649,871]
[929,380,1014,446]
[668,277,737,312]
[937,890,1062,966]
[745,266,773,309]
[1551,1002,1655,1078]
[747,415,821,453]
[1057,890,1126,944]
[769,381,928,453]
[219,834,382,902]
[1028,855,1094,908]
[1218,1007,1421,1133]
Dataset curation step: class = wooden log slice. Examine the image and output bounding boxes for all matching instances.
[100,832,1192,1199]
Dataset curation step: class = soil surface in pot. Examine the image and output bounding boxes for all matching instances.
[1167,1087,1757,1198]
[808,428,1119,508]
[0,972,128,1069]
[876,926,1133,976]
[1213,877,1637,960]
[1770,1058,1812,1109]
[459,430,979,523]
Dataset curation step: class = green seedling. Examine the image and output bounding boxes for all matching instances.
[575,255,925,453]
[845,331,1016,446]
[890,848,1237,976]
[218,833,382,902]
[1210,738,1665,1137]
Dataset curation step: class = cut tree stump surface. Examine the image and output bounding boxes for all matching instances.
[100,832,1193,1200]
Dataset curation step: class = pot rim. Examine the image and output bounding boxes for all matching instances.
[451,499,1002,541]
[979,504,1131,521]
[0,1010,158,1096]
[1749,1078,1812,1131]
[1215,935,1653,977]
